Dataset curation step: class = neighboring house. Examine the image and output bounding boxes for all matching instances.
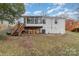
[65,19,75,31]
[22,16,65,34]
[66,19,79,31]
[0,20,16,25]
[0,20,17,30]
[0,20,9,25]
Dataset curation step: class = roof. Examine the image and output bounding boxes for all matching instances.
[22,15,66,19]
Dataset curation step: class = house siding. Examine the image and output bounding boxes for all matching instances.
[42,17,65,34]
[23,16,65,34]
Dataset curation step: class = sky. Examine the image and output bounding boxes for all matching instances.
[23,3,79,20]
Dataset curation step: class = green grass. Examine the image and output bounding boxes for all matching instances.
[0,31,79,55]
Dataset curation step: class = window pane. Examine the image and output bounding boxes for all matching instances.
[55,20,57,24]
[35,18,38,24]
[43,19,46,24]
[27,17,34,24]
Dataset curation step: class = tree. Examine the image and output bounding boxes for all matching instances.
[0,3,25,24]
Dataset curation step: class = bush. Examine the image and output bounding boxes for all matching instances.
[6,32,11,35]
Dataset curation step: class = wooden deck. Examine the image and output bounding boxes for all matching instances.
[24,26,42,34]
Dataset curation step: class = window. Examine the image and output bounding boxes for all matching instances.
[35,17,42,24]
[27,17,34,24]
[55,20,58,24]
[38,19,41,24]
[43,19,46,24]
[35,18,38,24]
[38,17,42,24]
[27,18,31,24]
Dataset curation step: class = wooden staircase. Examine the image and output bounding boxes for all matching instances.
[11,24,24,36]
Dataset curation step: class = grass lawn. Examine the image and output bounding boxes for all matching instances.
[0,31,79,56]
